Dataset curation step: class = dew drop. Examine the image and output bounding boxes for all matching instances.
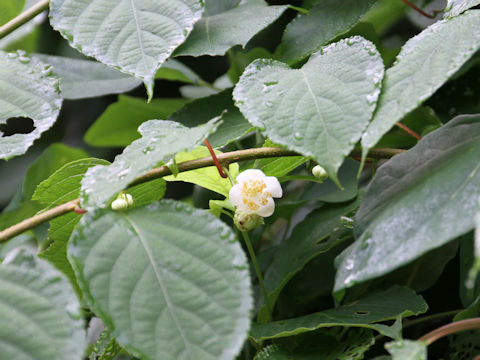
[294,132,303,140]
[220,227,230,239]
[7,52,18,59]
[18,56,31,64]
[265,101,273,107]
[142,145,155,154]
[345,258,354,270]
[175,202,183,211]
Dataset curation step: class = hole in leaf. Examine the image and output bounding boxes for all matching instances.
[355,310,370,315]
[0,117,35,137]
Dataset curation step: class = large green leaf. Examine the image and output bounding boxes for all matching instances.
[335,115,480,293]
[69,200,252,360]
[164,146,238,197]
[250,286,427,342]
[361,11,480,158]
[0,51,62,159]
[49,0,204,99]
[81,118,220,209]
[385,340,427,360]
[169,89,253,148]
[174,0,287,56]
[233,36,384,183]
[280,0,377,63]
[84,96,189,147]
[33,54,142,100]
[0,249,85,359]
[258,198,361,321]
[445,0,480,18]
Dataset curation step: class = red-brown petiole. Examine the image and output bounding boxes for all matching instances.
[204,139,228,178]
[400,0,438,19]
[74,206,87,214]
[395,122,422,141]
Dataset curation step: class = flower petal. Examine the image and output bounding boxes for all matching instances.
[256,197,275,217]
[264,176,282,198]
[229,184,243,208]
[236,169,266,183]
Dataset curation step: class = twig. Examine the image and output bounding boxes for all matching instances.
[0,0,49,39]
[0,146,403,243]
[418,318,480,345]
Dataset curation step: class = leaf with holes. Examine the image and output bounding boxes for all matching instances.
[361,11,480,159]
[0,51,62,160]
[49,0,204,99]
[69,200,252,360]
[280,0,377,63]
[175,0,287,56]
[233,36,384,184]
[0,249,85,359]
[81,118,220,209]
[250,286,427,343]
[336,115,480,294]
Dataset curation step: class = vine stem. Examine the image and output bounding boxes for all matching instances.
[0,0,49,39]
[241,231,272,322]
[418,318,480,345]
[0,146,403,243]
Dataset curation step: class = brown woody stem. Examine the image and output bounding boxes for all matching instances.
[0,146,403,243]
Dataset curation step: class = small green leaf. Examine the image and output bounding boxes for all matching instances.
[280,0,377,63]
[81,118,220,209]
[49,0,204,99]
[164,146,239,197]
[175,0,287,56]
[69,200,252,360]
[385,339,427,360]
[155,58,203,84]
[361,11,480,158]
[445,0,480,18]
[0,51,62,159]
[169,89,253,148]
[0,0,25,25]
[234,36,384,183]
[84,95,189,147]
[250,286,427,343]
[336,115,480,293]
[0,249,85,359]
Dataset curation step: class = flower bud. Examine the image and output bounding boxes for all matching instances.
[119,193,134,206]
[111,198,129,211]
[234,211,264,232]
[312,165,328,180]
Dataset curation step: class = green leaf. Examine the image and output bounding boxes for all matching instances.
[255,328,374,360]
[250,286,427,343]
[32,158,108,295]
[0,51,62,159]
[33,54,142,100]
[233,36,384,184]
[174,0,287,57]
[280,0,377,63]
[33,158,109,208]
[445,0,480,18]
[169,89,253,148]
[204,0,239,16]
[84,96,189,147]
[49,0,204,99]
[0,249,85,359]
[0,0,25,25]
[361,11,480,158]
[155,58,203,84]
[81,118,220,209]
[164,146,239,197]
[0,144,87,230]
[385,340,427,360]
[127,178,166,207]
[69,200,252,360]
[258,198,361,321]
[335,115,480,293]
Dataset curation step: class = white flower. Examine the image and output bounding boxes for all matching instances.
[229,169,282,217]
